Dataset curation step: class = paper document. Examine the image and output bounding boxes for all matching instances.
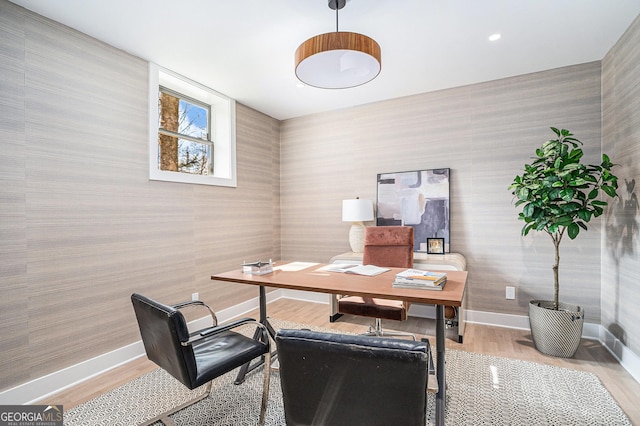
[317,264,390,276]
[274,262,319,272]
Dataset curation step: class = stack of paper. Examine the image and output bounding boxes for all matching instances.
[393,268,447,290]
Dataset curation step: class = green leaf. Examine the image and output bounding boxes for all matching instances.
[559,188,574,201]
[569,178,588,187]
[577,210,591,222]
[568,223,579,239]
[516,187,530,200]
[554,157,562,169]
[556,216,574,226]
[523,203,535,218]
[602,185,618,198]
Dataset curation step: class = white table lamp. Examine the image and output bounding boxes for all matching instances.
[342,198,374,253]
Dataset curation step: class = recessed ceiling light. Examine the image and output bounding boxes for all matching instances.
[489,33,501,41]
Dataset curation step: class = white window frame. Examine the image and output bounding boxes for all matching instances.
[149,63,237,187]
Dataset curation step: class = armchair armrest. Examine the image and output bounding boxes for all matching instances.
[172,299,218,327]
[184,317,269,347]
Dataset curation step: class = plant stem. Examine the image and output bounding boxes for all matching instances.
[547,230,563,310]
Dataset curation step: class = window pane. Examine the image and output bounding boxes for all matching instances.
[158,136,211,175]
[179,100,208,140]
[158,91,179,133]
[177,139,211,175]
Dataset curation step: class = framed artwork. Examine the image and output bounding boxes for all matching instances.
[376,168,450,252]
[427,238,445,254]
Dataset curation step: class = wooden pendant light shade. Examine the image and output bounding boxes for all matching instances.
[294,1,381,89]
[295,32,381,89]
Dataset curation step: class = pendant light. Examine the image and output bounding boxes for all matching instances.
[295,0,381,89]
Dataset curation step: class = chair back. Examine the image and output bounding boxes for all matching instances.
[131,293,197,388]
[362,226,414,268]
[275,329,429,426]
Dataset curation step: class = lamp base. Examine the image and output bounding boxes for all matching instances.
[348,222,366,253]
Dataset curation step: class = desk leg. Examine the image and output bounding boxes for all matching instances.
[436,304,446,426]
[235,285,275,384]
[258,286,277,338]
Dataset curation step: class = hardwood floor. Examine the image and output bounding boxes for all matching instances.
[39,298,640,423]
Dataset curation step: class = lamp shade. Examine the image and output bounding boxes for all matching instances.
[342,199,374,222]
[295,32,381,89]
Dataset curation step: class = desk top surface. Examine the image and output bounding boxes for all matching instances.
[211,262,468,307]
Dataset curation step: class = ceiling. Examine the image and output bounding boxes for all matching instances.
[9,0,640,121]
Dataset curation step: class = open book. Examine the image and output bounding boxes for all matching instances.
[318,264,390,276]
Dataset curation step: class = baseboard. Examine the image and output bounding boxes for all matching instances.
[0,341,147,405]
[599,326,640,383]
[464,309,531,331]
[2,291,638,404]
[464,309,601,340]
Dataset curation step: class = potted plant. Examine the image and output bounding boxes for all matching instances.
[509,127,618,357]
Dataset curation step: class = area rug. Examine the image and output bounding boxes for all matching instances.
[64,319,631,425]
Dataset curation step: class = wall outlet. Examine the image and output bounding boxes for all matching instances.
[192,292,199,301]
[505,286,516,300]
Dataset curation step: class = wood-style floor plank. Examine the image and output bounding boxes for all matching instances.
[38,299,640,423]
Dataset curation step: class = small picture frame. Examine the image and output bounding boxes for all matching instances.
[426,238,445,254]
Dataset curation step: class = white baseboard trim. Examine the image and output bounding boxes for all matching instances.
[464,309,602,341]
[2,292,638,404]
[599,325,640,383]
[0,341,147,405]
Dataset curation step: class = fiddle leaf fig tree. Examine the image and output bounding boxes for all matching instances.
[509,128,618,310]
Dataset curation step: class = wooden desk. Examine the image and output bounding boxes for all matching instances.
[211,262,468,426]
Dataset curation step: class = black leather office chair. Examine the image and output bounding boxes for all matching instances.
[275,329,429,426]
[130,293,271,425]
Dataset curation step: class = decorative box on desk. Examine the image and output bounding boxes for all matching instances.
[242,261,273,275]
[329,251,468,343]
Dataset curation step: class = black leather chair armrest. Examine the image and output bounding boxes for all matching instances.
[172,300,218,327]
[185,318,269,347]
[199,317,258,336]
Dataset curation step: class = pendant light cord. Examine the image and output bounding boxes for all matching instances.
[335,5,339,32]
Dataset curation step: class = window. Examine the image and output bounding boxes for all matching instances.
[158,88,212,175]
[149,63,237,187]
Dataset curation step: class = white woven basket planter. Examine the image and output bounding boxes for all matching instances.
[529,300,584,358]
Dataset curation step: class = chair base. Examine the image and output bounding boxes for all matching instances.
[138,352,271,426]
[139,381,212,426]
[362,318,416,340]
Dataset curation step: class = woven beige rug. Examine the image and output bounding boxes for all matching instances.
[64,319,631,425]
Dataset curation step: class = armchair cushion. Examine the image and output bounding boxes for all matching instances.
[362,226,414,268]
[336,296,406,321]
